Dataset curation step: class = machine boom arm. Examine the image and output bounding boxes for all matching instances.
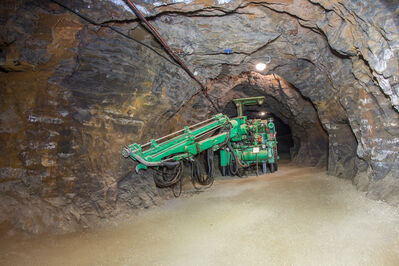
[122,97,279,187]
[122,114,234,171]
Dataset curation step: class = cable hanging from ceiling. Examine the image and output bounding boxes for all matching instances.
[50,0,178,67]
[51,0,220,112]
[124,0,220,112]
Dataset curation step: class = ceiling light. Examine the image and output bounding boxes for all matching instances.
[255,63,266,71]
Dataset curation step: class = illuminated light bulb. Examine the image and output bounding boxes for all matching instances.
[255,63,266,71]
[260,112,266,116]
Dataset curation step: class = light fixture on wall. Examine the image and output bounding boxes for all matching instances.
[252,55,271,72]
[255,63,267,71]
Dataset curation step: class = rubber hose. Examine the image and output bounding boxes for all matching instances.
[206,149,214,179]
[172,176,182,197]
[227,142,248,168]
[229,150,238,175]
[191,157,214,187]
[153,161,182,188]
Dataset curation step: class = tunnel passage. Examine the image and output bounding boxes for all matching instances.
[0,0,398,236]
[271,116,294,158]
[180,73,330,168]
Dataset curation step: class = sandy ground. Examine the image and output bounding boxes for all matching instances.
[1,163,399,266]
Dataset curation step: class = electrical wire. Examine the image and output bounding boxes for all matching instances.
[229,151,238,175]
[191,151,214,190]
[50,0,178,67]
[171,175,183,197]
[153,161,183,188]
[124,0,220,113]
[206,149,215,179]
[227,142,248,168]
[52,0,220,112]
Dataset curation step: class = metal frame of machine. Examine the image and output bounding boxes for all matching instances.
[122,96,279,192]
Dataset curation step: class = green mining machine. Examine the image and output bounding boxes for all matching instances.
[122,96,279,190]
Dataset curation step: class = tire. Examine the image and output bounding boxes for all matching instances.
[262,163,267,174]
[269,163,275,173]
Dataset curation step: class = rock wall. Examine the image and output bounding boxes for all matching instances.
[0,0,192,234]
[0,0,398,234]
[175,73,329,167]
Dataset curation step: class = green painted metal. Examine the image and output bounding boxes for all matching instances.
[232,96,265,117]
[220,149,230,167]
[241,150,268,161]
[123,97,279,175]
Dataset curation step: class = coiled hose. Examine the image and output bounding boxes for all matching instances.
[227,142,248,166]
[229,149,238,175]
[153,161,183,188]
[191,149,215,189]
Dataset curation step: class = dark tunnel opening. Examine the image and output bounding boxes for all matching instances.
[216,73,329,168]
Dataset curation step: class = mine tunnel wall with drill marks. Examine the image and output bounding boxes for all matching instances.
[0,0,398,234]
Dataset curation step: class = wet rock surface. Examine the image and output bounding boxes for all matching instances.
[0,0,398,234]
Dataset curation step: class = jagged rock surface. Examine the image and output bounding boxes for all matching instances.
[176,73,329,167]
[0,0,398,234]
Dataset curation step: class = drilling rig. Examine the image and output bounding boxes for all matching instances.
[122,96,278,191]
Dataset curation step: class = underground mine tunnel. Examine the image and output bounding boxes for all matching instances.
[1,0,399,264]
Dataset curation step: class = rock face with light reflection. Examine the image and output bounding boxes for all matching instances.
[0,0,398,234]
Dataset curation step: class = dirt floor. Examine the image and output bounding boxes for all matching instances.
[1,163,399,265]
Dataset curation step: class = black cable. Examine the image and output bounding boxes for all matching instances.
[172,175,183,197]
[124,0,220,113]
[218,122,232,149]
[190,160,200,190]
[227,142,248,168]
[206,149,215,179]
[53,0,221,113]
[50,0,179,67]
[153,161,182,188]
[191,160,206,190]
[191,154,214,189]
[229,150,238,175]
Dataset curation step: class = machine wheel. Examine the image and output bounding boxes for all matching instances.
[269,163,276,173]
[221,166,227,176]
[269,163,278,173]
[262,163,267,174]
